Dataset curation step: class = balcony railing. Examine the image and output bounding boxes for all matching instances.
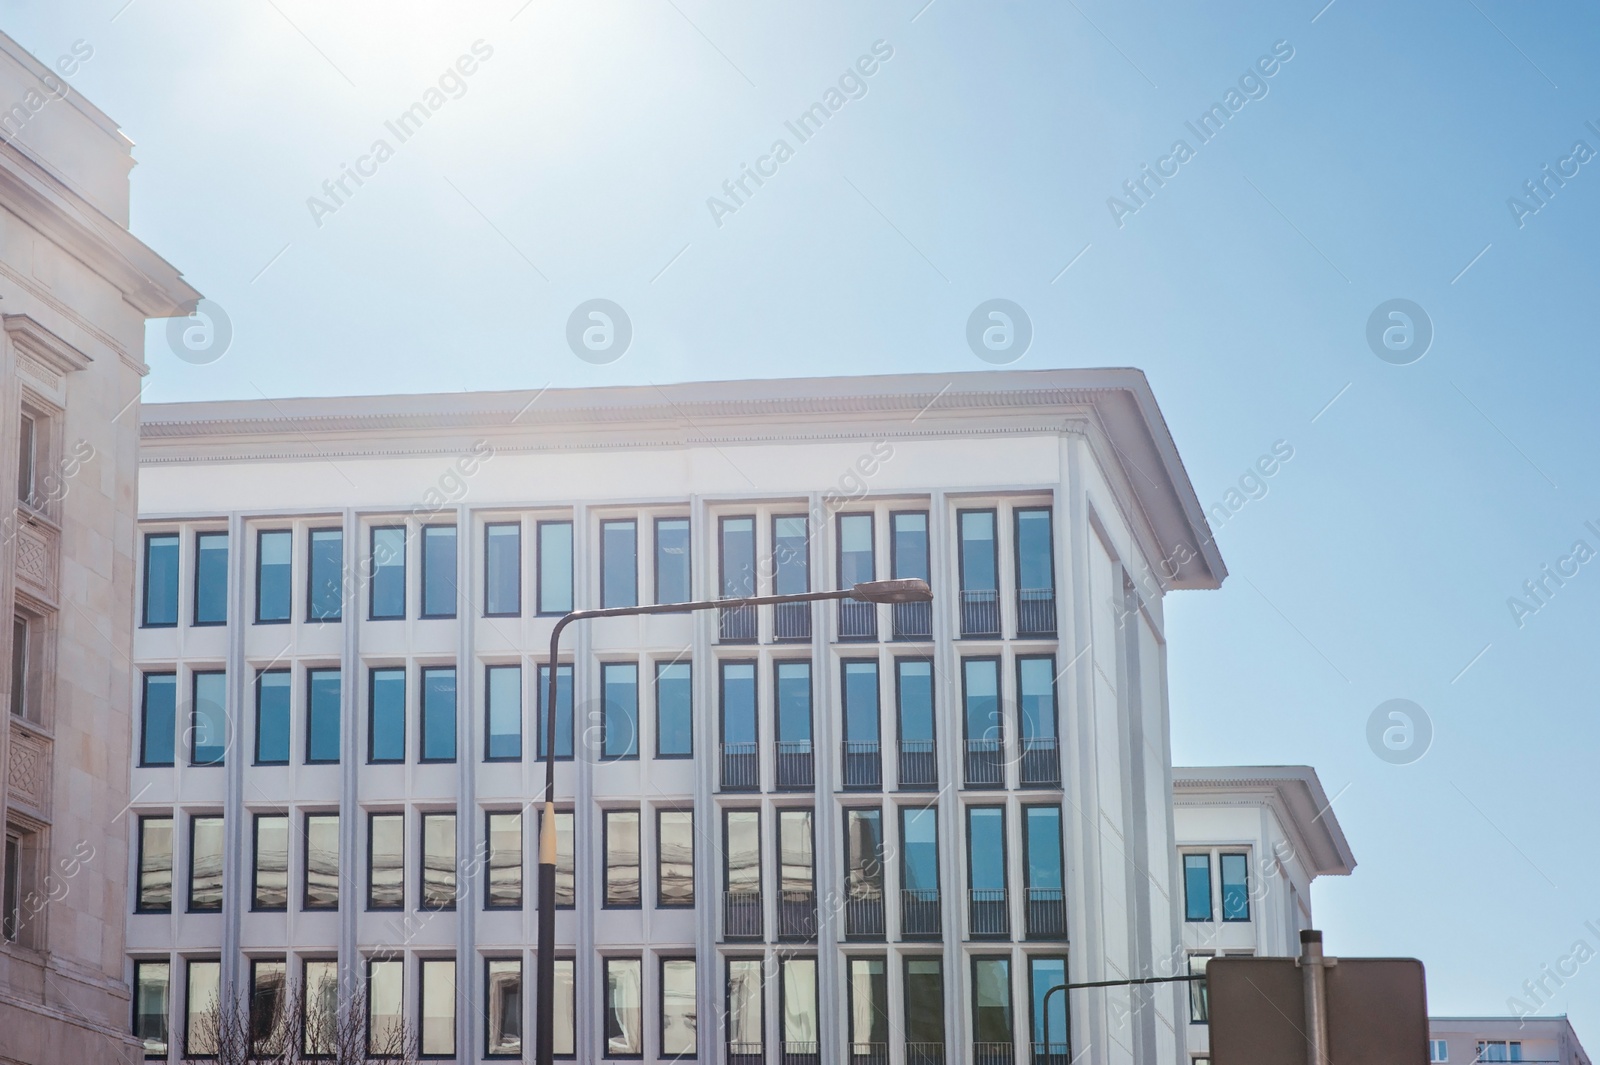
[728,1043,765,1065]
[892,598,932,640]
[1017,587,1057,636]
[1030,1043,1072,1065]
[778,888,817,941]
[901,888,941,938]
[1026,887,1068,939]
[723,889,763,939]
[775,741,814,790]
[905,1043,946,1065]
[839,598,877,640]
[969,888,1009,938]
[849,1043,890,1065]
[897,738,937,789]
[1019,736,1061,788]
[782,1042,820,1065]
[973,1042,1015,1065]
[964,737,1005,788]
[720,603,757,642]
[960,589,1001,637]
[774,601,812,641]
[842,741,882,789]
[845,892,885,938]
[720,742,759,791]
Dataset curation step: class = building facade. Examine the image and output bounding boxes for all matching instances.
[0,28,198,1065]
[1429,1016,1592,1064]
[1170,765,1357,1064]
[125,370,1226,1064]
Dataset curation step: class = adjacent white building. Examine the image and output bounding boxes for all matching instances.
[123,369,1230,1064]
[1429,1016,1592,1065]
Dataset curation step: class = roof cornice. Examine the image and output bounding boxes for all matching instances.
[1174,764,1357,878]
[4,312,91,373]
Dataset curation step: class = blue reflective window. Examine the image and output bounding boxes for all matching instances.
[421,666,456,762]
[1184,854,1212,921]
[654,518,690,605]
[719,662,757,746]
[600,520,637,608]
[143,533,179,627]
[966,807,1006,893]
[190,671,227,766]
[719,517,755,598]
[773,516,809,594]
[421,525,457,618]
[485,523,521,617]
[1018,656,1057,742]
[1015,508,1054,593]
[369,668,405,763]
[369,526,406,620]
[775,661,811,743]
[255,670,290,765]
[958,510,998,592]
[307,529,343,621]
[891,512,929,581]
[537,664,573,759]
[193,532,228,625]
[896,659,934,744]
[1025,806,1063,892]
[602,662,639,759]
[899,807,938,893]
[486,664,521,761]
[1029,957,1067,1051]
[537,521,573,615]
[838,514,874,586]
[1221,853,1250,921]
[842,661,879,745]
[962,658,1001,744]
[256,530,291,623]
[655,662,692,757]
[140,672,177,766]
[306,668,340,764]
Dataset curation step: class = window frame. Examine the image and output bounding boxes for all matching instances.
[902,956,945,1047]
[658,956,697,1060]
[840,657,880,749]
[254,528,293,625]
[367,666,406,765]
[139,671,177,768]
[843,806,885,911]
[898,804,939,900]
[483,955,524,1059]
[845,954,889,1053]
[1021,803,1065,895]
[251,812,290,913]
[969,954,1014,1048]
[132,958,171,1057]
[254,668,291,767]
[418,957,457,1059]
[778,955,819,1053]
[368,524,407,621]
[304,666,341,765]
[1016,654,1060,744]
[774,658,813,746]
[718,659,759,753]
[419,811,458,912]
[772,513,811,595]
[190,669,228,768]
[484,662,522,763]
[655,807,694,909]
[721,807,763,902]
[1182,852,1213,922]
[418,665,457,764]
[652,516,691,607]
[599,518,639,609]
[192,530,229,627]
[537,662,575,761]
[135,814,174,914]
[1027,954,1070,1055]
[1220,851,1251,922]
[483,520,522,618]
[964,804,1009,898]
[484,810,523,910]
[718,514,757,599]
[956,507,1000,595]
[600,661,640,762]
[365,956,405,1056]
[889,509,930,581]
[184,958,222,1059]
[536,520,574,616]
[1012,505,1056,596]
[654,659,693,759]
[187,813,225,914]
[602,808,642,910]
[725,957,765,1057]
[141,532,180,629]
[366,812,405,912]
[960,655,1003,762]
[304,527,344,623]
[302,811,339,912]
[601,955,645,1059]
[835,511,875,587]
[893,656,936,777]
[419,524,459,620]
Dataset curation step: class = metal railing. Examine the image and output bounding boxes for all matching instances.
[1026,887,1068,939]
[778,888,817,941]
[774,601,812,641]
[845,893,885,938]
[960,589,1001,637]
[893,599,932,640]
[775,741,814,790]
[900,888,941,938]
[969,888,1010,938]
[849,1043,890,1065]
[964,737,1005,787]
[897,738,937,788]
[1017,587,1057,636]
[1019,736,1061,787]
[781,1042,821,1065]
[720,742,759,791]
[973,1042,1015,1065]
[720,603,757,642]
[727,1042,764,1065]
[1030,1043,1073,1065]
[905,1043,946,1065]
[723,890,763,939]
[842,741,882,789]
[839,598,877,640]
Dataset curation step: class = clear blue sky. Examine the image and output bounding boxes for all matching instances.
[8,0,1600,1038]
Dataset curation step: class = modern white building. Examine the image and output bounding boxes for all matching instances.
[1429,1016,1592,1064]
[1171,765,1357,1064]
[125,369,1229,1064]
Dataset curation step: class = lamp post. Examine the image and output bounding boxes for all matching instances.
[534,578,933,1065]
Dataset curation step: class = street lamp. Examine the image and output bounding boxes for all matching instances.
[534,578,932,1065]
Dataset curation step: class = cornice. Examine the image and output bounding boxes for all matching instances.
[4,312,91,374]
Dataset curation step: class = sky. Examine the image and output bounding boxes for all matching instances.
[6,0,1600,1041]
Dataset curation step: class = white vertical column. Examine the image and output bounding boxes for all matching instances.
[338,509,360,1011]
[930,489,967,1058]
[455,504,476,1065]
[571,502,595,1065]
[689,493,718,1065]
[220,510,248,1002]
[809,493,841,1063]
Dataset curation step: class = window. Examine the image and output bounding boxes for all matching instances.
[551,957,576,1056]
[962,657,1003,786]
[1188,955,1209,1023]
[1029,956,1068,1059]
[657,809,694,907]
[773,515,810,639]
[133,960,170,1056]
[1024,805,1066,937]
[904,958,945,1052]
[1478,1040,1523,1062]
[143,533,179,627]
[306,668,340,764]
[838,513,875,586]
[1015,507,1056,633]
[302,959,338,1057]
[1430,1039,1449,1062]
[8,616,27,721]
[307,528,343,621]
[253,814,288,910]
[420,958,456,1057]
[421,666,456,762]
[720,516,756,598]
[256,529,292,623]
[369,525,406,619]
[250,958,287,1053]
[254,670,290,765]
[367,958,404,1055]
[303,813,338,910]
[724,809,761,935]
[185,959,221,1057]
[900,805,939,897]
[486,958,523,1057]
[958,509,1000,636]
[604,957,643,1057]
[537,520,574,615]
[486,811,522,908]
[422,812,457,910]
[720,661,758,788]
[891,511,929,581]
[369,667,405,764]
[966,806,1008,936]
[971,957,1013,1053]
[421,524,458,618]
[1183,853,1212,921]
[778,808,815,937]
[842,660,880,787]
[1,833,17,942]
[189,815,224,912]
[193,532,228,625]
[486,664,521,761]
[485,522,521,616]
[848,957,888,1058]
[1017,655,1058,747]
[603,809,641,908]
[895,658,936,787]
[545,810,575,908]
[727,959,764,1057]
[601,662,639,760]
[654,517,690,605]
[368,813,404,910]
[140,672,177,767]
[1221,853,1250,921]
[600,519,637,608]
[536,662,574,759]
[781,958,818,1057]
[660,958,696,1059]
[136,816,173,912]
[16,412,35,506]
[190,671,227,767]
[844,808,884,909]
[655,661,692,758]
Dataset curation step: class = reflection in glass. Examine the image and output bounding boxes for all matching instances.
[537,664,573,759]
[143,533,179,626]
[185,959,220,1056]
[253,814,288,910]
[134,960,170,1055]
[189,815,224,912]
[552,958,575,1056]
[256,529,291,622]
[486,812,522,908]
[782,958,818,1046]
[306,668,341,763]
[661,958,697,1057]
[422,813,457,910]
[138,816,173,912]
[486,958,522,1056]
[194,531,228,625]
[421,666,456,762]
[486,664,521,761]
[655,518,691,605]
[727,959,763,1052]
[255,670,290,765]
[307,528,343,621]
[972,957,1012,1044]
[537,521,573,614]
[369,668,405,763]
[485,522,522,616]
[657,810,694,907]
[605,957,643,1056]
[250,959,287,1052]
[601,519,638,608]
[602,663,639,759]
[604,809,641,907]
[303,960,338,1057]
[141,672,177,767]
[304,814,339,910]
[421,524,458,617]
[369,526,406,620]
[656,662,692,757]
[368,814,404,910]
[421,958,456,1056]
[367,959,404,1055]
[191,671,228,767]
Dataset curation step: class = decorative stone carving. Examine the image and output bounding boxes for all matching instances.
[13,520,57,602]
[8,727,50,813]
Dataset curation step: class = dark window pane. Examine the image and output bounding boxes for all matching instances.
[966,808,1006,892]
[306,668,340,764]
[720,662,756,745]
[307,529,343,621]
[138,816,173,912]
[250,960,287,1052]
[1221,853,1250,921]
[1025,807,1064,891]
[485,523,521,616]
[422,813,456,909]
[256,530,292,622]
[601,519,637,608]
[369,526,406,619]
[141,673,177,766]
[422,667,456,762]
[904,959,944,1045]
[959,511,998,592]
[776,661,812,743]
[720,517,755,597]
[843,661,879,744]
[194,532,228,625]
[9,616,24,720]
[604,810,641,907]
[486,813,522,908]
[657,810,694,907]
[421,525,457,617]
[368,814,404,909]
[486,959,522,1056]
[773,516,809,594]
[144,534,179,626]
[486,665,521,761]
[537,664,573,759]
[838,514,874,586]
[134,961,170,1055]
[253,815,288,910]
[972,958,1012,1043]
[369,668,405,763]
[16,413,33,506]
[1184,854,1212,921]
[189,816,224,911]
[1018,657,1057,741]
[602,662,639,759]
[191,672,227,766]
[845,809,883,899]
[654,518,690,604]
[537,521,573,614]
[304,814,339,910]
[255,671,290,764]
[892,512,929,581]
[655,662,692,757]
